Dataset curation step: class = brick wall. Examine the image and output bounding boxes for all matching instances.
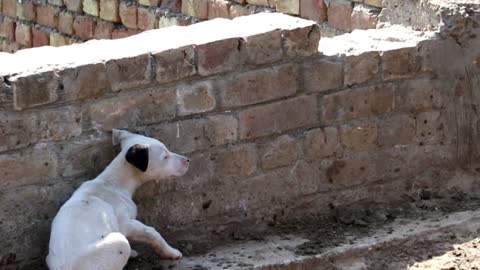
[0,0,382,52]
[0,9,479,269]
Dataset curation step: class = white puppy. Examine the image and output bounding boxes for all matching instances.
[46,129,190,270]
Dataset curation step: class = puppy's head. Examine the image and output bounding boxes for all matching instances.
[112,129,190,180]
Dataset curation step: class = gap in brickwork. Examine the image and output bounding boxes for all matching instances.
[0,0,391,53]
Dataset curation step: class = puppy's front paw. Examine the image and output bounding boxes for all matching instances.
[156,247,182,260]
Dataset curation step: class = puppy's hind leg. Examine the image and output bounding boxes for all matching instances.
[74,232,131,270]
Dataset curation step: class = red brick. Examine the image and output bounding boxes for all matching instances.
[64,0,83,12]
[321,84,395,123]
[0,17,15,41]
[154,46,196,84]
[382,47,419,81]
[15,23,32,47]
[32,27,50,47]
[161,0,181,13]
[94,20,113,39]
[36,5,59,28]
[100,0,120,22]
[283,24,321,57]
[300,0,327,22]
[304,127,339,161]
[208,0,230,19]
[137,6,157,30]
[229,4,253,18]
[111,28,139,39]
[344,51,380,86]
[58,11,74,35]
[16,1,36,21]
[328,0,353,32]
[119,1,137,29]
[243,30,283,65]
[2,0,16,17]
[351,3,379,30]
[239,96,318,139]
[11,71,59,110]
[218,64,298,108]
[216,144,257,177]
[105,54,151,91]
[182,0,208,19]
[303,60,343,92]
[197,38,241,76]
[73,16,96,40]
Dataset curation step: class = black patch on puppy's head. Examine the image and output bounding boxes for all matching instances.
[126,144,149,172]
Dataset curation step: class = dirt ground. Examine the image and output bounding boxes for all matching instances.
[124,186,480,270]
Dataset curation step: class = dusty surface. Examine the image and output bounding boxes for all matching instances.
[122,186,480,270]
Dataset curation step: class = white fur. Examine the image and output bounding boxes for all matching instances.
[47,130,189,270]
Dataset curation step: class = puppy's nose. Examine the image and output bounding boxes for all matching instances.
[184,158,190,164]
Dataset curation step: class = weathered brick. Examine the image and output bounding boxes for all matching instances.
[154,46,196,84]
[396,79,443,112]
[146,115,236,153]
[0,16,15,40]
[32,27,49,47]
[161,0,181,12]
[377,114,416,147]
[2,39,21,53]
[99,0,120,22]
[177,81,216,116]
[218,64,298,108]
[351,3,379,30]
[304,126,340,161]
[105,54,151,91]
[328,0,353,32]
[364,0,382,8]
[65,0,83,12]
[340,120,377,151]
[243,30,283,65]
[275,0,299,15]
[239,96,318,139]
[205,114,238,146]
[326,154,375,187]
[11,71,59,110]
[300,0,327,22]
[344,51,380,86]
[182,0,208,19]
[262,135,297,170]
[138,0,160,6]
[62,63,110,102]
[216,144,257,177]
[83,0,99,16]
[208,0,230,19]
[89,88,176,130]
[283,24,321,57]
[58,11,74,35]
[382,47,419,81]
[59,138,114,178]
[94,20,113,39]
[0,107,81,152]
[111,28,139,39]
[247,0,272,6]
[73,15,96,40]
[137,6,157,30]
[229,3,253,18]
[303,60,343,92]
[0,149,58,190]
[416,111,445,145]
[15,23,32,47]
[119,1,137,29]
[16,1,36,21]
[2,0,16,17]
[49,32,70,46]
[48,0,64,6]
[158,15,180,28]
[321,84,395,123]
[197,38,241,76]
[36,5,59,28]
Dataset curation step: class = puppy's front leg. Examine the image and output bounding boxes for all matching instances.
[125,220,182,260]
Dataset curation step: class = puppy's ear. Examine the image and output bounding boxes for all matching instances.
[112,129,134,146]
[125,144,149,172]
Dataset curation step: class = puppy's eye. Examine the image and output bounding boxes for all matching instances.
[163,155,168,160]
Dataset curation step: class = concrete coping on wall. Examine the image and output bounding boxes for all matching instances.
[0,12,320,77]
[321,25,437,57]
